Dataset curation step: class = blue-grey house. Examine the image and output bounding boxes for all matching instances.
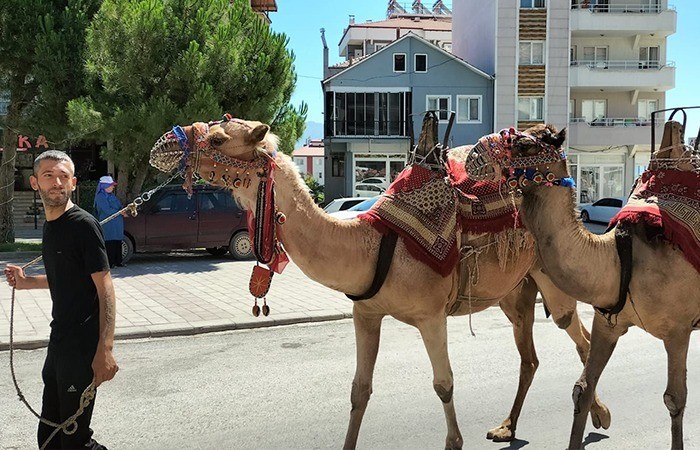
[322,32,494,201]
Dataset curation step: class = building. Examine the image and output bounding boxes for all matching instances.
[247,0,277,23]
[453,0,676,204]
[293,139,325,185]
[322,32,493,200]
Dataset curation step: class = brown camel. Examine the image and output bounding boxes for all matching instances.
[149,117,609,449]
[467,123,700,449]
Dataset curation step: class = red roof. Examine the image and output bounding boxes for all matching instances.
[293,139,324,157]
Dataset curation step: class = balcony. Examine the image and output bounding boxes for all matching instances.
[569,60,675,91]
[326,120,411,139]
[568,117,664,146]
[571,2,676,37]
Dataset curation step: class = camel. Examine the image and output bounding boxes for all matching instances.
[148,117,610,449]
[465,123,700,449]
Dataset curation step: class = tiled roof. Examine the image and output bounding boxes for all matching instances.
[293,140,325,157]
[249,0,277,12]
[330,54,371,69]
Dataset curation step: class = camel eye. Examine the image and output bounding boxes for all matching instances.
[210,136,226,147]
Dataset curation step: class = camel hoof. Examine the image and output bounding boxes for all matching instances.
[486,425,514,442]
[590,403,612,430]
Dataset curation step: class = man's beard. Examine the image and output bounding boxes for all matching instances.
[37,187,71,207]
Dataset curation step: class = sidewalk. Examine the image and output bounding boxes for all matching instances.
[1,251,354,350]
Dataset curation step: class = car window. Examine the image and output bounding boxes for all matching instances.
[349,197,380,211]
[339,199,363,211]
[200,191,237,211]
[612,199,623,208]
[154,192,195,213]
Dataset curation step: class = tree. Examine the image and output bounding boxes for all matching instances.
[0,0,101,243]
[69,0,307,201]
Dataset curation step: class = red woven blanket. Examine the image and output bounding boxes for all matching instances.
[610,169,700,273]
[359,165,459,277]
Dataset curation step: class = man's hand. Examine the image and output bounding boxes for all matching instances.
[92,347,119,387]
[4,265,27,289]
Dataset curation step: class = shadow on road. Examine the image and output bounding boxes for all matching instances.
[499,438,529,449]
[582,432,610,448]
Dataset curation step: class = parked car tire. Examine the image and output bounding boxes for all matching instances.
[121,235,135,264]
[229,231,252,260]
[580,210,590,223]
[206,247,228,256]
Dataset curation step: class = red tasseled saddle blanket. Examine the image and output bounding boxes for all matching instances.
[359,155,521,277]
[610,169,700,273]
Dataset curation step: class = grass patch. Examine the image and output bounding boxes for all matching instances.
[0,242,42,253]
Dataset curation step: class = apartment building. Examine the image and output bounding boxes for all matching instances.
[453,0,676,204]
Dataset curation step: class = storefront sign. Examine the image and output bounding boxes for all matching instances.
[16,134,49,151]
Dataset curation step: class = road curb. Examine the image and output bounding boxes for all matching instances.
[0,312,354,352]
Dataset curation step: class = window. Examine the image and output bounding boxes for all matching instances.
[414,54,427,72]
[154,193,195,213]
[519,41,545,65]
[638,100,658,120]
[639,46,660,68]
[374,43,387,51]
[518,97,544,121]
[521,0,545,7]
[426,95,451,121]
[569,99,575,121]
[570,46,577,65]
[456,95,481,123]
[393,53,406,72]
[583,46,608,68]
[328,92,408,137]
[200,191,237,211]
[582,100,606,123]
[331,153,345,177]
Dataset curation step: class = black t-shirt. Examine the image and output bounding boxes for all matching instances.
[42,205,110,340]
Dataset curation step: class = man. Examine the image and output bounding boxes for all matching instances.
[4,150,118,449]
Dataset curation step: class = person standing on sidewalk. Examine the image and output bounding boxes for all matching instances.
[4,150,118,449]
[93,175,126,268]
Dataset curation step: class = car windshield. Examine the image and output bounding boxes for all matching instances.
[348,196,380,211]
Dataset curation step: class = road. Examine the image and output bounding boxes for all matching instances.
[1,305,698,449]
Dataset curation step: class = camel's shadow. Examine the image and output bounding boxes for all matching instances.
[582,432,610,448]
[496,432,608,450]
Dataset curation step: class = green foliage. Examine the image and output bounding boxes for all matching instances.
[69,0,307,197]
[304,175,324,204]
[0,242,43,253]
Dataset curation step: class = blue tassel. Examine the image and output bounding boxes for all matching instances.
[559,177,576,188]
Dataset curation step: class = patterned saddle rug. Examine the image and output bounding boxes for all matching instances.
[359,149,522,277]
[610,169,700,273]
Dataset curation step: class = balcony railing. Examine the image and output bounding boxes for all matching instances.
[570,60,675,70]
[328,120,410,137]
[570,117,664,127]
[570,2,675,14]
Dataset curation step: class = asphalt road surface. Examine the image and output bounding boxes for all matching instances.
[1,305,698,450]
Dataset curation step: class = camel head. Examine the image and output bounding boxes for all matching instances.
[465,124,571,192]
[150,115,279,210]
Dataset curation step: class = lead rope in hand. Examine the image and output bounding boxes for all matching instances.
[8,171,181,449]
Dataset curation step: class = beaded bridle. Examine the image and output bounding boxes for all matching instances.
[150,115,288,316]
[465,127,575,190]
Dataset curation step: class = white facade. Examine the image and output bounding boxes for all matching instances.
[453,0,677,204]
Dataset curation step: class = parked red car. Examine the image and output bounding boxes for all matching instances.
[121,184,251,263]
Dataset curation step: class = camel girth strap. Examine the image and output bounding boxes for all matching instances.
[346,232,398,301]
[595,222,633,321]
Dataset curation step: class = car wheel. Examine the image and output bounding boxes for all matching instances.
[121,236,135,264]
[206,247,228,256]
[229,231,252,260]
[580,210,590,223]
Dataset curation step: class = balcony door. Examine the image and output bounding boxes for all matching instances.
[638,100,658,121]
[583,46,608,68]
[639,46,660,69]
[582,100,606,123]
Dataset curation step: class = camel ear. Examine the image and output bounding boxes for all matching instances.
[553,127,567,147]
[248,124,270,144]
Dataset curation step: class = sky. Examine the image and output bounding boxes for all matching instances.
[273,0,700,141]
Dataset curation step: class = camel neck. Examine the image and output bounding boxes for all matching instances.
[520,186,620,307]
[264,155,377,295]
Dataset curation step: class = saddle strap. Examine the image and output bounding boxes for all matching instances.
[595,222,633,319]
[346,232,398,301]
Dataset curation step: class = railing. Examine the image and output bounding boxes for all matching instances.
[570,60,675,70]
[570,117,665,127]
[570,3,675,14]
[328,120,410,137]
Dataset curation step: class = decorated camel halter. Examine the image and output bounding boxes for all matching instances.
[466,128,575,189]
[150,114,289,316]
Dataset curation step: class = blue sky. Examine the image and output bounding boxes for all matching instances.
[273,0,700,140]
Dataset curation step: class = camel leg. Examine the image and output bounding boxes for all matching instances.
[530,270,611,430]
[487,279,539,442]
[663,330,691,450]
[417,315,463,450]
[568,313,626,450]
[343,310,383,450]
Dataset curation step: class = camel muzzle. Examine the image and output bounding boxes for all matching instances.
[150,127,190,174]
